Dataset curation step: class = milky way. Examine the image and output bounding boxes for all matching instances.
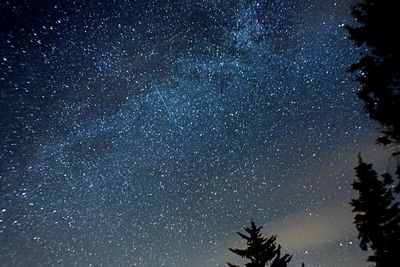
[0,1,376,266]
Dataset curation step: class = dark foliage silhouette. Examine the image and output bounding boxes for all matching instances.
[228,221,292,267]
[347,1,400,266]
[351,156,400,266]
[346,0,400,149]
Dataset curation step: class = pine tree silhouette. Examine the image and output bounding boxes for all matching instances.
[347,1,400,265]
[351,156,400,266]
[228,221,292,267]
[346,0,400,148]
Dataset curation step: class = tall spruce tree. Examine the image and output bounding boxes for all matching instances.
[351,157,400,266]
[347,1,400,265]
[228,221,292,267]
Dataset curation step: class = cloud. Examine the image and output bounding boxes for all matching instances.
[265,203,353,251]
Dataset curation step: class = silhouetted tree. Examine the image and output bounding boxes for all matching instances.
[228,221,292,267]
[346,0,400,149]
[347,1,400,265]
[351,156,400,266]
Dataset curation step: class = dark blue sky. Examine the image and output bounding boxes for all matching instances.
[0,0,380,266]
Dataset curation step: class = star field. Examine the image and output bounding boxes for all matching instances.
[0,1,376,266]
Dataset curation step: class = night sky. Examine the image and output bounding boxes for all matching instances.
[0,1,384,266]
